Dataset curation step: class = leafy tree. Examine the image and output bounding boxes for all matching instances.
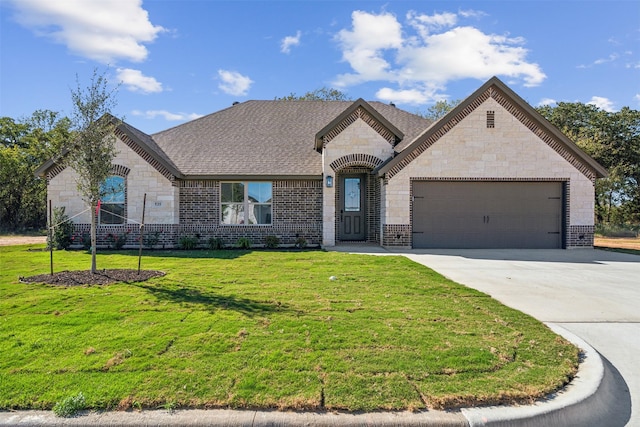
[0,112,71,230]
[418,99,462,121]
[276,87,351,101]
[537,103,640,225]
[62,68,121,273]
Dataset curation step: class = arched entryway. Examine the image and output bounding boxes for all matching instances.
[330,154,384,243]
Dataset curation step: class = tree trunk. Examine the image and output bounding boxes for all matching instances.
[91,202,97,273]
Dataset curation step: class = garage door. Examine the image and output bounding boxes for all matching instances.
[412,181,564,249]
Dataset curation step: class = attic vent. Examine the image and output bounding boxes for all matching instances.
[486,111,495,128]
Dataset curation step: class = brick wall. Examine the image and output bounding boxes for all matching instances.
[567,225,595,248]
[177,179,323,247]
[382,224,411,247]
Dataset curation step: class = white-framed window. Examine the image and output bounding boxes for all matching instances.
[99,175,125,224]
[221,182,272,225]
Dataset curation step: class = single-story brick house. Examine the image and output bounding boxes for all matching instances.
[36,77,607,249]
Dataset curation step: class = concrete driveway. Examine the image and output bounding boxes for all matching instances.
[401,249,639,427]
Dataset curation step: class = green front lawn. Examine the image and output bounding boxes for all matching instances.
[0,245,578,411]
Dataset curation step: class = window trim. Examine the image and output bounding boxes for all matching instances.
[220,181,273,226]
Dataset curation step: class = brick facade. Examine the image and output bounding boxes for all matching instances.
[70,179,323,249]
[176,179,322,247]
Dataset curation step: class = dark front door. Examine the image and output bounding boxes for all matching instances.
[339,174,366,241]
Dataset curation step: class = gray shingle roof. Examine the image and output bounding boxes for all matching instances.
[118,121,182,178]
[150,100,431,177]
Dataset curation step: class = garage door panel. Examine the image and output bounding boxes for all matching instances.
[412,181,563,249]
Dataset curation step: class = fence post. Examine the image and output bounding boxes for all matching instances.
[49,200,53,276]
[138,193,146,275]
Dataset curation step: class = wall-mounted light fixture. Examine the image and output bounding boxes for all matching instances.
[325,175,333,188]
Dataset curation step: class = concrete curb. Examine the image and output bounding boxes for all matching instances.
[0,408,467,426]
[0,325,611,427]
[461,323,608,427]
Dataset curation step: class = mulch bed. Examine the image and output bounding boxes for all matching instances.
[20,269,165,286]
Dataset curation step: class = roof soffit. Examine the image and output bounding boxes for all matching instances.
[314,99,404,152]
[378,77,608,181]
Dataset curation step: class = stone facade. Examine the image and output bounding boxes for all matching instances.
[322,118,393,246]
[382,97,597,248]
[48,136,179,247]
[47,136,179,226]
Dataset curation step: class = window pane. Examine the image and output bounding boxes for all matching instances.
[249,204,272,225]
[344,178,360,212]
[101,203,124,224]
[248,182,272,203]
[222,203,245,224]
[101,176,125,203]
[222,182,245,203]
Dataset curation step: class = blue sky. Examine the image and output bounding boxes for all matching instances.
[1,0,638,134]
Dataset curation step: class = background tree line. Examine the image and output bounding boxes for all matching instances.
[536,103,639,228]
[0,111,71,231]
[1,91,638,233]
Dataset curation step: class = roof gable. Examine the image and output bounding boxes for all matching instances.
[35,118,182,182]
[377,77,608,181]
[314,98,404,152]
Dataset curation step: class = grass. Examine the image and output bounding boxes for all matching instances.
[0,244,579,412]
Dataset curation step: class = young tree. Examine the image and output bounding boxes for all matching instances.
[62,69,120,273]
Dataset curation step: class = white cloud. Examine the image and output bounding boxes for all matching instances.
[333,10,546,104]
[217,70,253,96]
[117,68,162,94]
[578,52,623,68]
[594,53,619,65]
[8,0,165,63]
[458,9,488,19]
[635,94,640,104]
[132,110,203,121]
[376,83,446,105]
[334,11,403,86]
[281,31,301,54]
[537,98,557,107]
[407,11,457,39]
[587,96,615,112]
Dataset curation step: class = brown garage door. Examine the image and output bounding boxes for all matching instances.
[412,181,564,249]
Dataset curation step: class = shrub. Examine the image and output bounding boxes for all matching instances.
[294,236,308,249]
[595,223,639,238]
[178,235,198,250]
[106,230,130,250]
[208,237,225,250]
[264,235,280,249]
[236,237,252,249]
[144,230,161,248]
[48,207,74,250]
[52,392,86,417]
[79,233,91,250]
